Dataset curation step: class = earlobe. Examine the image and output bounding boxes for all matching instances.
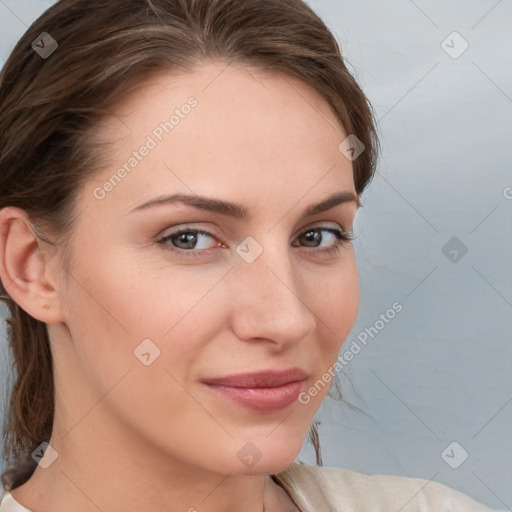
[0,206,64,324]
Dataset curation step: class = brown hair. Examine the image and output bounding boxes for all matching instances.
[0,0,379,491]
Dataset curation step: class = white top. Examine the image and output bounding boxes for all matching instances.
[0,460,504,511]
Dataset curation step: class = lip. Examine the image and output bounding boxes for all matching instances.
[202,368,308,413]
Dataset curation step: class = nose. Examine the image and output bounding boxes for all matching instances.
[228,242,317,349]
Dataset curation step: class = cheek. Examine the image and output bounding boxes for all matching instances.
[313,255,360,356]
[297,261,359,411]
[59,253,222,438]
[337,258,360,337]
[62,248,230,388]
[68,243,224,336]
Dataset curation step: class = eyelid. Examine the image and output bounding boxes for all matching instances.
[297,221,353,239]
[157,221,351,243]
[158,223,218,239]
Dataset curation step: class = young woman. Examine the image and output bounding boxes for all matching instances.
[0,0,502,511]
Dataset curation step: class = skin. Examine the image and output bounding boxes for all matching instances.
[0,60,360,512]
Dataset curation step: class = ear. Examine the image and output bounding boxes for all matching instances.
[0,206,65,324]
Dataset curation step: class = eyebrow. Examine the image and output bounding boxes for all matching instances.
[129,191,360,219]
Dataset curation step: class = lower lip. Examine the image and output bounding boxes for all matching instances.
[203,380,306,413]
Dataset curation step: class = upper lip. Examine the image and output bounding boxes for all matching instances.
[202,368,308,388]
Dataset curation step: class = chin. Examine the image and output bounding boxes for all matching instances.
[224,432,306,476]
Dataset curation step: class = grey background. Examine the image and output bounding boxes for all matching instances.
[1,0,511,509]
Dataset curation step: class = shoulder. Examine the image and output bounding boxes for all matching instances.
[273,461,503,511]
[0,491,31,512]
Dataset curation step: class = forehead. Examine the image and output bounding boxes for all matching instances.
[84,61,355,216]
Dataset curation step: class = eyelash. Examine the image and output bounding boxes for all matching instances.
[156,225,355,258]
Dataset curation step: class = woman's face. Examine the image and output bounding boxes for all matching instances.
[51,60,360,476]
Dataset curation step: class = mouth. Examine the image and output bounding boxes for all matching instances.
[201,368,308,413]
